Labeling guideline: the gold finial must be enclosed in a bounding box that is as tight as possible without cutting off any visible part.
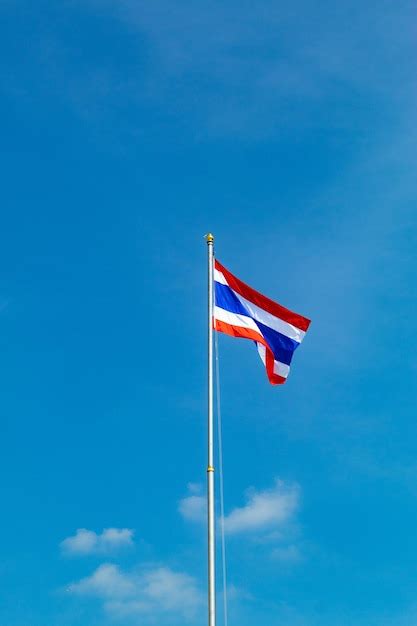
[205,233,214,243]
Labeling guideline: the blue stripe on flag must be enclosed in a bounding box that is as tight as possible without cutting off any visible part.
[215,281,249,317]
[256,321,299,366]
[215,282,299,366]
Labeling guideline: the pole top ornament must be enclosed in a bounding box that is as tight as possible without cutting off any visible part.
[205,233,214,243]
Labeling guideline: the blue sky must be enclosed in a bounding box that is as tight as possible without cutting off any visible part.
[1,1,417,624]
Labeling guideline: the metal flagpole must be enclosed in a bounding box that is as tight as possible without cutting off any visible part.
[206,233,216,626]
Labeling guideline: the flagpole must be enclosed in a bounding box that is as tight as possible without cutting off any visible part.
[206,233,216,626]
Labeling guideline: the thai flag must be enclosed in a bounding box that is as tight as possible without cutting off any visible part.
[213,260,311,385]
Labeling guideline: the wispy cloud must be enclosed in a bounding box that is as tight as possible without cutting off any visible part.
[224,479,299,535]
[179,479,299,535]
[68,562,135,598]
[61,528,134,556]
[68,563,204,621]
[178,483,206,523]
[0,298,10,313]
[74,0,415,137]
[271,544,303,563]
[179,479,303,565]
[13,0,414,140]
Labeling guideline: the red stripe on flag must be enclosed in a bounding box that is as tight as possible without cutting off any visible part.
[214,318,287,385]
[215,260,311,332]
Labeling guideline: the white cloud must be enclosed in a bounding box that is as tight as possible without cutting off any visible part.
[271,544,303,564]
[178,483,206,523]
[179,479,300,537]
[224,480,299,535]
[61,528,134,556]
[68,563,203,622]
[68,563,135,598]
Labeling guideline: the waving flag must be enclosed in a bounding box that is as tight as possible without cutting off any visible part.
[213,260,311,384]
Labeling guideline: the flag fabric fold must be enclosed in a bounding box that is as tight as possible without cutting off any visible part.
[213,260,311,385]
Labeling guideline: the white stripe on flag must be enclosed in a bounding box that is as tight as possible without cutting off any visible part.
[213,306,260,334]
[214,268,228,285]
[233,290,305,343]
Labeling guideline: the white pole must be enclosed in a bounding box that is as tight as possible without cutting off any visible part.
[206,233,216,626]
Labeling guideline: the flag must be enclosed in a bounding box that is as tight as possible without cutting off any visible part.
[213,260,311,385]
